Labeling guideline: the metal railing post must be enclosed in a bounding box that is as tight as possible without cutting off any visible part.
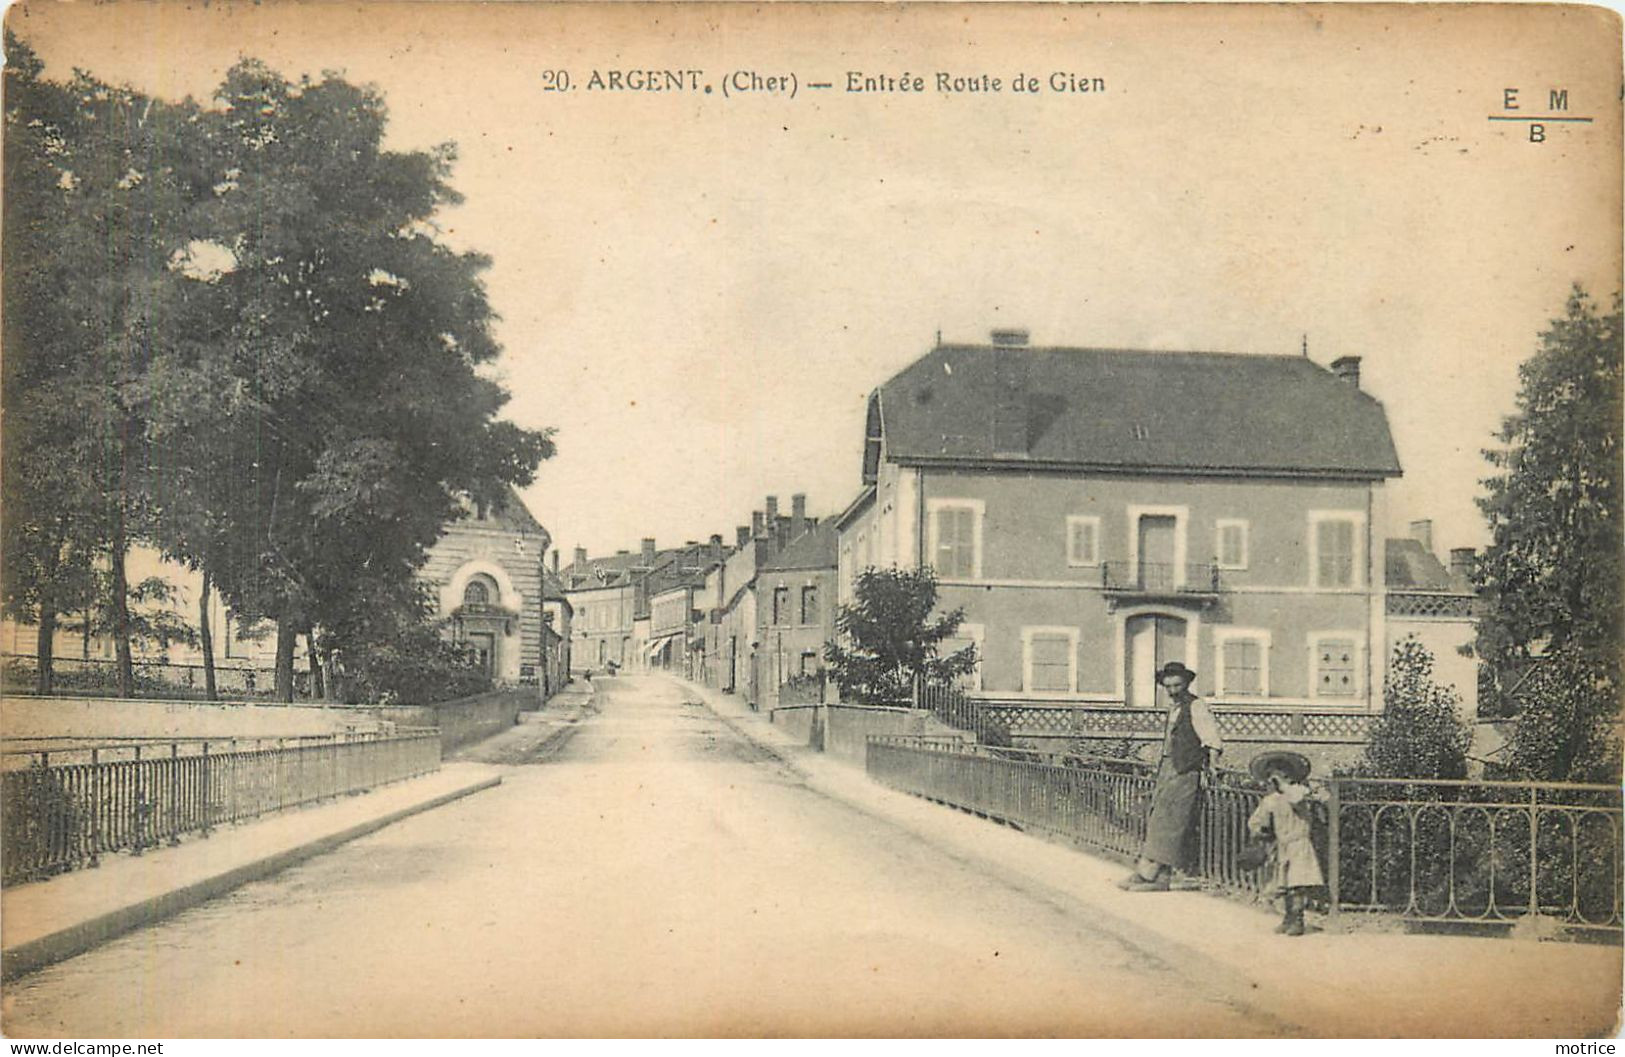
[1326,779,1341,919]
[200,742,213,837]
[88,748,102,868]
[1528,786,1540,920]
[169,742,182,847]
[132,745,145,857]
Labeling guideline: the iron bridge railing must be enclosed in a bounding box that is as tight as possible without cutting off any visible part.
[865,735,1623,935]
[0,730,442,887]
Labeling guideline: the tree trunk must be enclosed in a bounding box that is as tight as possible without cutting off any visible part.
[35,604,55,695]
[198,570,217,701]
[109,510,134,698]
[274,614,296,703]
[81,606,91,660]
[306,627,324,700]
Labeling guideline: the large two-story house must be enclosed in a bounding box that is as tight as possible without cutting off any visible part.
[835,328,1405,763]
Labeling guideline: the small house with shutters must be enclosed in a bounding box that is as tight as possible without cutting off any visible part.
[834,328,1408,767]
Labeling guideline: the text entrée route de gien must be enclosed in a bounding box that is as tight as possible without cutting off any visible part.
[540,68,1107,97]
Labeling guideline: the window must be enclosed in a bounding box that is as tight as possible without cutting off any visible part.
[1066,516,1101,567]
[1312,635,1361,698]
[799,651,817,677]
[463,579,492,606]
[940,623,985,691]
[800,585,819,625]
[927,499,983,579]
[1310,512,1363,588]
[1023,627,1077,693]
[773,586,790,625]
[1216,630,1270,697]
[1215,520,1248,571]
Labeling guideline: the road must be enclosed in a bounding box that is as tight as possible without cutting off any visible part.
[4,676,1260,1037]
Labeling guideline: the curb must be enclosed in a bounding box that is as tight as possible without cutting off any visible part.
[1,774,502,983]
[677,678,1310,1036]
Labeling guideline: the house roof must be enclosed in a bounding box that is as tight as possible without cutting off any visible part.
[875,344,1403,478]
[1386,538,1470,592]
[561,541,726,594]
[762,522,838,572]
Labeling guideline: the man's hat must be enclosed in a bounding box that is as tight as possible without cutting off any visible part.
[1249,750,1312,784]
[1155,661,1197,685]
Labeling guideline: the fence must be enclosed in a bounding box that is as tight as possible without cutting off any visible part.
[866,735,1622,934]
[0,730,442,886]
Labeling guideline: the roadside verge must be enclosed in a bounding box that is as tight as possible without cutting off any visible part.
[2,764,502,982]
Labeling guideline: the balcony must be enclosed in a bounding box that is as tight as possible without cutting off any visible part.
[1099,561,1223,610]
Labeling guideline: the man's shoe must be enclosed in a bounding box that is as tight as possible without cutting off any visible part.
[1117,875,1170,892]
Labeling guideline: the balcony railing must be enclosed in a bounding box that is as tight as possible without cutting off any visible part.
[1100,561,1222,605]
[865,736,1623,935]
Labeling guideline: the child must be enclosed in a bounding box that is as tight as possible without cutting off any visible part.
[1247,750,1325,936]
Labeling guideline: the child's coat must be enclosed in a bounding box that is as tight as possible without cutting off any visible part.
[1247,781,1326,892]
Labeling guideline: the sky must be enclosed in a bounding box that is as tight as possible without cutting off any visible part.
[9,2,1621,562]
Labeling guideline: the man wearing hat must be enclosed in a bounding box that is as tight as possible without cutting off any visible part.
[1118,660,1224,891]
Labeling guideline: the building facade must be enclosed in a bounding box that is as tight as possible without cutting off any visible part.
[421,490,552,687]
[755,521,838,709]
[836,329,1409,764]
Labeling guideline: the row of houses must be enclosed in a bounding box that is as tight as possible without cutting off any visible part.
[558,493,839,712]
[564,328,1482,769]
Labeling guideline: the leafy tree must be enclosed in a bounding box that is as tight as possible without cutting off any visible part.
[1,35,202,694]
[1359,637,1471,780]
[1474,286,1622,782]
[823,567,978,704]
[163,61,553,701]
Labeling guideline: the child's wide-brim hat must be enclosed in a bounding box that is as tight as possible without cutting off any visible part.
[1250,750,1312,783]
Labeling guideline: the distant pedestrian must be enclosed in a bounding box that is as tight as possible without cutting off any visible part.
[1246,750,1325,936]
[1119,661,1224,891]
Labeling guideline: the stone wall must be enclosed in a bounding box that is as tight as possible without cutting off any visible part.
[1,695,388,742]
[768,704,821,747]
[823,704,972,764]
[369,686,537,752]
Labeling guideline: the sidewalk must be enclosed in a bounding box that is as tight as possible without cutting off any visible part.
[1,762,504,982]
[671,675,1623,1038]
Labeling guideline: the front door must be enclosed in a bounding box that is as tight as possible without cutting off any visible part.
[469,632,496,677]
[1137,515,1178,590]
[1124,613,1187,708]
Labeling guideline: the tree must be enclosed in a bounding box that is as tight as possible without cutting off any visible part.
[1359,637,1471,780]
[1,35,202,695]
[823,567,978,704]
[1474,286,1622,782]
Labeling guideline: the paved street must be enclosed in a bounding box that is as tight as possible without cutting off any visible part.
[4,677,1260,1037]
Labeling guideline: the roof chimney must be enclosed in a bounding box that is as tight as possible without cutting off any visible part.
[573,546,587,568]
[641,538,656,565]
[791,494,806,539]
[552,550,560,573]
[710,534,723,562]
[991,327,1030,347]
[765,495,779,523]
[751,511,765,538]
[1449,547,1476,585]
[1331,355,1362,388]
[992,334,1031,454]
[736,525,750,549]
[1409,519,1434,555]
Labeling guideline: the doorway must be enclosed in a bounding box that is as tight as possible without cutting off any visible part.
[1137,515,1178,590]
[1124,613,1187,709]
